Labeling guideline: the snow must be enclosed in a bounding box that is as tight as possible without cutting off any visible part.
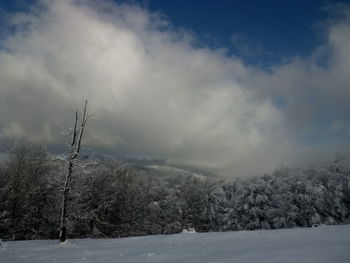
[181,228,197,234]
[1,224,349,263]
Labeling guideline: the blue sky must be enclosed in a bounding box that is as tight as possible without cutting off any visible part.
[142,0,334,65]
[0,0,350,176]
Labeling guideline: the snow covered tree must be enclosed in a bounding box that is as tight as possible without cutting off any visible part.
[59,100,90,242]
[0,141,52,239]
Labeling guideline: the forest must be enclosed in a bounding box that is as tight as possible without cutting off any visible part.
[0,142,349,240]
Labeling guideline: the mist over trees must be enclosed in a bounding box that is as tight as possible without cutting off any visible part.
[0,142,349,240]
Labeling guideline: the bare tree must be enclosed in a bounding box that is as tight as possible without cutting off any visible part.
[59,100,90,242]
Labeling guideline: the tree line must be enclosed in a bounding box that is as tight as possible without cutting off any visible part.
[0,142,349,240]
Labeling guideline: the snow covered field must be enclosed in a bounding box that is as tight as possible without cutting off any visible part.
[1,224,349,263]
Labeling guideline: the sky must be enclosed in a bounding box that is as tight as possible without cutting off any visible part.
[142,0,333,66]
[0,0,350,177]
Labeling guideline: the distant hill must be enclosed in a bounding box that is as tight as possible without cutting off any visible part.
[74,153,221,179]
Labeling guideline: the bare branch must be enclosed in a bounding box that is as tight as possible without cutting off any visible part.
[59,100,90,242]
[74,100,88,157]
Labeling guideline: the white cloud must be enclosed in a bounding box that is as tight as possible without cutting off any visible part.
[0,0,349,176]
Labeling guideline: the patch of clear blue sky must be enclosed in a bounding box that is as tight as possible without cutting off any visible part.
[130,0,349,66]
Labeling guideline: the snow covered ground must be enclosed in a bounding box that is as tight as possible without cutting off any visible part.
[1,224,349,263]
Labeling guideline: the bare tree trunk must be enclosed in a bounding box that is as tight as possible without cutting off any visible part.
[59,101,89,242]
[58,160,74,242]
